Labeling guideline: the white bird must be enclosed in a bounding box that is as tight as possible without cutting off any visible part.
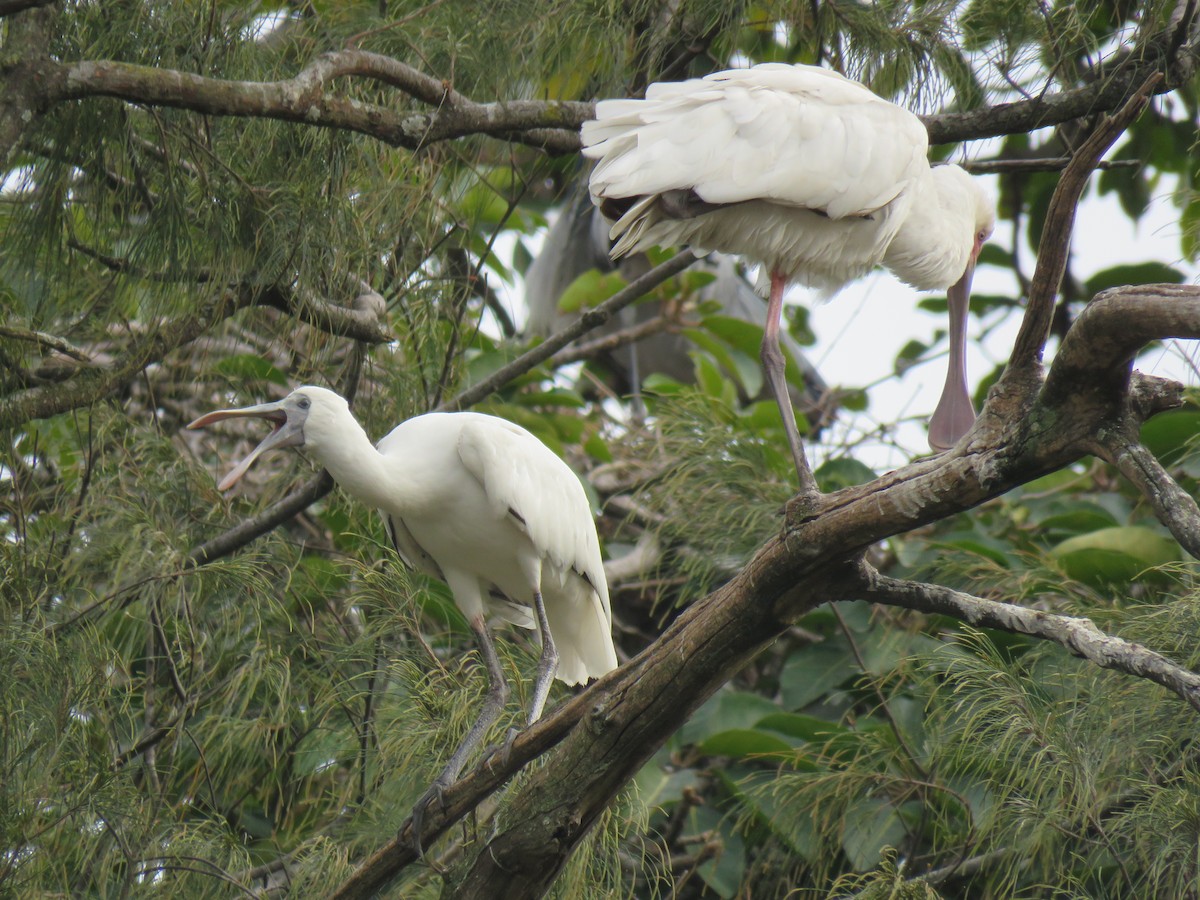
[582,63,996,487]
[187,386,618,849]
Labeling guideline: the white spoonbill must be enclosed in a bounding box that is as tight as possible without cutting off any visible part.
[582,63,995,486]
[187,386,618,850]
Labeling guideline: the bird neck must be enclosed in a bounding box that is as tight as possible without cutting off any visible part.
[884,168,975,291]
[307,411,395,509]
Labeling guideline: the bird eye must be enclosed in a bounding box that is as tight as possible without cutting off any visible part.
[298,397,310,410]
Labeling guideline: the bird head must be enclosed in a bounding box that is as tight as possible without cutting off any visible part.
[187,385,347,490]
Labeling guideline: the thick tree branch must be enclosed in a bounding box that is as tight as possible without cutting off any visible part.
[55,52,588,154]
[862,569,1200,712]
[1044,285,1200,402]
[31,33,1195,162]
[0,0,53,17]
[406,276,1200,896]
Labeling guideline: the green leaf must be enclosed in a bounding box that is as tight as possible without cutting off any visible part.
[1141,410,1200,464]
[642,372,687,395]
[815,458,876,491]
[1034,507,1120,538]
[1051,526,1181,586]
[693,353,737,405]
[1182,201,1200,262]
[557,269,625,313]
[701,314,766,358]
[583,432,612,463]
[633,747,703,810]
[1084,262,1185,296]
[697,727,794,757]
[681,690,781,745]
[755,712,849,742]
[842,797,907,871]
[780,642,854,709]
[214,353,288,386]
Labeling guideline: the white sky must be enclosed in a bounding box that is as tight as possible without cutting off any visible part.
[800,178,1195,469]
[501,179,1196,473]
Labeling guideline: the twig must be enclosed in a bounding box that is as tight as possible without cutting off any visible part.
[0,324,93,363]
[962,157,1140,174]
[862,567,1200,713]
[1006,74,1161,373]
[441,252,697,412]
[548,313,678,367]
[1099,429,1200,560]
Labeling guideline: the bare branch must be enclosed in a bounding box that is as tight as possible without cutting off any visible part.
[1006,74,1161,374]
[55,53,589,154]
[260,285,393,345]
[0,292,253,431]
[70,240,393,344]
[183,472,334,569]
[1042,284,1200,406]
[547,313,677,367]
[441,252,698,412]
[962,157,1139,175]
[0,324,94,364]
[1097,428,1200,560]
[863,569,1200,712]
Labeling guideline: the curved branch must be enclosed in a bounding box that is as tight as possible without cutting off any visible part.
[55,53,589,153]
[863,569,1200,712]
[42,35,1197,160]
[260,285,393,344]
[0,324,94,363]
[1042,284,1200,405]
[1100,433,1200,560]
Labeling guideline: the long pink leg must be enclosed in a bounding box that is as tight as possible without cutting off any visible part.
[761,271,819,497]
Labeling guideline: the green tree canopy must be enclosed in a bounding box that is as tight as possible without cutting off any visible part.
[3,1,1200,897]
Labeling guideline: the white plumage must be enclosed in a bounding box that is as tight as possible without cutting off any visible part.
[583,63,995,467]
[374,409,615,685]
[187,386,617,848]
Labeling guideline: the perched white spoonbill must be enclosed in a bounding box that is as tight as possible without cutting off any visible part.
[583,63,995,483]
[187,386,618,848]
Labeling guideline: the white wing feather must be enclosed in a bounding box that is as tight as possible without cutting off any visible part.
[583,63,929,221]
[456,418,612,626]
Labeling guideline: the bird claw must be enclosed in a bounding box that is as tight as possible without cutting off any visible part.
[481,726,520,771]
[409,778,450,858]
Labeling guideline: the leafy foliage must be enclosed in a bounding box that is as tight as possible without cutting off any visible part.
[2,0,1200,897]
